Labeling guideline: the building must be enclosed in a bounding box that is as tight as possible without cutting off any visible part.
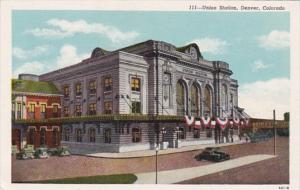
[12,74,62,150]
[15,40,249,153]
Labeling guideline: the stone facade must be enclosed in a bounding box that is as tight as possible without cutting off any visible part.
[37,40,241,153]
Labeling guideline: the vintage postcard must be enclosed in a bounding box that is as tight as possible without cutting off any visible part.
[0,0,299,190]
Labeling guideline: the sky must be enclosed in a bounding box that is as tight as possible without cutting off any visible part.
[12,11,290,119]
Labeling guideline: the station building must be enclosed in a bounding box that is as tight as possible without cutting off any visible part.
[14,40,249,153]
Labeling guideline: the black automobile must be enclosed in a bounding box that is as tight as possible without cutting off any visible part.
[195,147,230,162]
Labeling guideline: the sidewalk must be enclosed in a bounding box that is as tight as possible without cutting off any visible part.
[134,154,276,184]
[84,140,247,158]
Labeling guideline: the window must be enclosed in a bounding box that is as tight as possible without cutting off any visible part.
[63,106,69,117]
[193,128,200,138]
[52,128,59,146]
[53,105,58,118]
[132,128,141,143]
[75,128,82,142]
[131,77,141,92]
[89,103,97,115]
[75,105,82,116]
[89,128,96,143]
[17,103,21,119]
[104,101,112,114]
[40,104,46,119]
[176,81,186,115]
[204,85,212,116]
[104,77,112,92]
[89,80,96,95]
[131,101,141,114]
[75,83,82,96]
[40,128,46,146]
[28,128,35,145]
[63,128,70,141]
[29,104,35,119]
[12,103,15,119]
[191,84,200,116]
[104,128,111,143]
[29,104,35,113]
[64,86,70,98]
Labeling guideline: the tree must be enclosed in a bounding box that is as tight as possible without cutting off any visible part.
[283,112,289,121]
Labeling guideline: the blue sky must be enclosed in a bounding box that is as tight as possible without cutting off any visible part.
[12,11,290,119]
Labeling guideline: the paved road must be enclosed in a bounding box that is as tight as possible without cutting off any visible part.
[12,137,289,183]
[134,154,275,184]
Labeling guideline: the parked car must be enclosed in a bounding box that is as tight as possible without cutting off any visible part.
[34,147,49,159]
[57,146,71,157]
[16,145,35,160]
[195,147,230,162]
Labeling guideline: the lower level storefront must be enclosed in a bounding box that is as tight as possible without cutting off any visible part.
[12,125,61,150]
[60,121,241,153]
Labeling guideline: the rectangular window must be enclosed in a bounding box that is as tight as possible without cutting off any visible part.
[89,80,96,95]
[75,105,82,116]
[89,103,97,115]
[131,101,141,114]
[29,104,35,113]
[75,83,82,96]
[104,77,112,92]
[131,77,141,92]
[17,103,21,119]
[63,106,69,117]
[41,104,46,113]
[12,103,15,119]
[104,128,111,143]
[104,101,112,114]
[64,128,70,141]
[64,86,70,98]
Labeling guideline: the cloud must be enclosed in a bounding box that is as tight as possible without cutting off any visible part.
[239,78,290,120]
[13,46,49,60]
[258,30,289,50]
[252,59,271,71]
[13,61,48,78]
[25,19,139,43]
[56,44,89,68]
[189,37,228,54]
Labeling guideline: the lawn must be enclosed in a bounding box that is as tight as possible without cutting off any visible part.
[22,174,137,184]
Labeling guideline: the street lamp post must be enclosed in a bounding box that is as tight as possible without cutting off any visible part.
[155,127,166,184]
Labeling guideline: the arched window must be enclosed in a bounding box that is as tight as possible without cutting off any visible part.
[222,84,228,112]
[89,128,96,143]
[176,81,186,115]
[132,127,141,143]
[75,128,82,142]
[52,128,59,146]
[191,83,200,116]
[28,128,35,145]
[40,128,46,146]
[204,85,212,116]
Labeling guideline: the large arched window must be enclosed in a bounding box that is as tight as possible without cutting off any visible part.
[222,84,228,113]
[204,85,212,116]
[176,80,186,115]
[40,128,46,146]
[28,128,35,145]
[191,83,200,116]
[52,128,59,146]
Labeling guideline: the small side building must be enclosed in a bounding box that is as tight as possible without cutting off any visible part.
[12,74,62,150]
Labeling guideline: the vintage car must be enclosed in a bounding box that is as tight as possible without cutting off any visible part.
[34,147,49,159]
[16,145,35,160]
[57,146,71,156]
[195,147,230,162]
